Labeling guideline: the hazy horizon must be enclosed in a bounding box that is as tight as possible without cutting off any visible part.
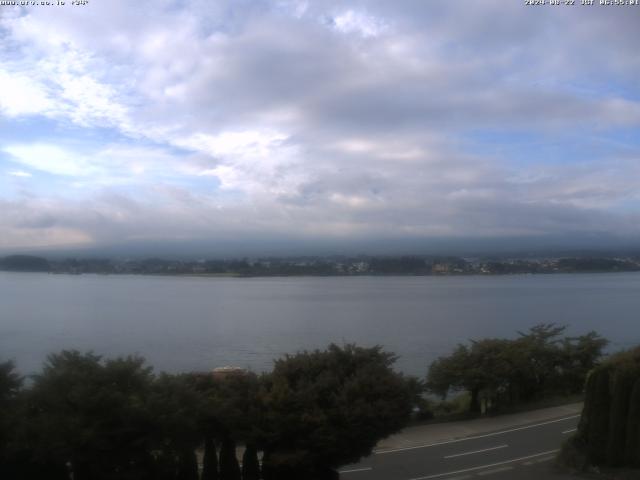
[3,234,640,261]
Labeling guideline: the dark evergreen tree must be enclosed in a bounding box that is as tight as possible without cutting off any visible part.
[625,378,640,467]
[149,373,204,480]
[606,369,635,466]
[0,361,22,478]
[586,367,612,464]
[177,448,199,480]
[242,444,261,480]
[202,437,219,480]
[566,346,640,470]
[219,437,241,480]
[153,452,179,480]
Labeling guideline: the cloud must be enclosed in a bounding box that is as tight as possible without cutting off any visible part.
[0,69,54,117]
[7,170,32,178]
[3,142,210,189]
[0,1,638,251]
[5,144,93,177]
[332,9,387,37]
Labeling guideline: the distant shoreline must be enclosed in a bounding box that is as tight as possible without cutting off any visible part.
[2,253,639,277]
[2,269,640,279]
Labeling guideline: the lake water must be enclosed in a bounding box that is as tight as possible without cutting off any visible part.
[1,272,640,377]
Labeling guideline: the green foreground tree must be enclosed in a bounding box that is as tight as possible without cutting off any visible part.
[1,344,421,480]
[259,344,419,479]
[427,324,608,413]
[20,351,156,480]
[0,361,23,479]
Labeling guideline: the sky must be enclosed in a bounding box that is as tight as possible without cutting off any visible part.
[0,0,639,256]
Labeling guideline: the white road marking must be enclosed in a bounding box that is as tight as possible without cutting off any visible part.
[407,449,559,480]
[562,428,577,434]
[477,466,514,476]
[533,456,555,463]
[444,444,508,459]
[376,415,579,455]
[339,467,373,474]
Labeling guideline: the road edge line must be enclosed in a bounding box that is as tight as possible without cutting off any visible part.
[375,415,579,455]
[407,449,559,480]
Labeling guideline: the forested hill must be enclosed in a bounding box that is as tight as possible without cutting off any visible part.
[0,255,50,272]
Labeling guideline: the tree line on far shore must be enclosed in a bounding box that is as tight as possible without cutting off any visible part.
[0,324,610,480]
[3,253,640,276]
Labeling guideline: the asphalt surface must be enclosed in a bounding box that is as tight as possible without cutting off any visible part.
[339,414,580,480]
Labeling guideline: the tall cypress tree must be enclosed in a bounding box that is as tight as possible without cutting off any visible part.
[177,449,199,480]
[241,444,261,480]
[153,451,179,480]
[577,370,595,442]
[219,438,241,480]
[202,437,219,480]
[586,367,611,464]
[624,378,640,467]
[606,369,634,466]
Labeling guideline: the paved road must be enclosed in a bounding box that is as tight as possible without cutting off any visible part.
[339,414,580,480]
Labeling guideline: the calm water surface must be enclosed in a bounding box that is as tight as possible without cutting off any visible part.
[1,272,639,376]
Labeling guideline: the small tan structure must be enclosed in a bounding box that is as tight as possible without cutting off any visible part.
[211,366,247,380]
